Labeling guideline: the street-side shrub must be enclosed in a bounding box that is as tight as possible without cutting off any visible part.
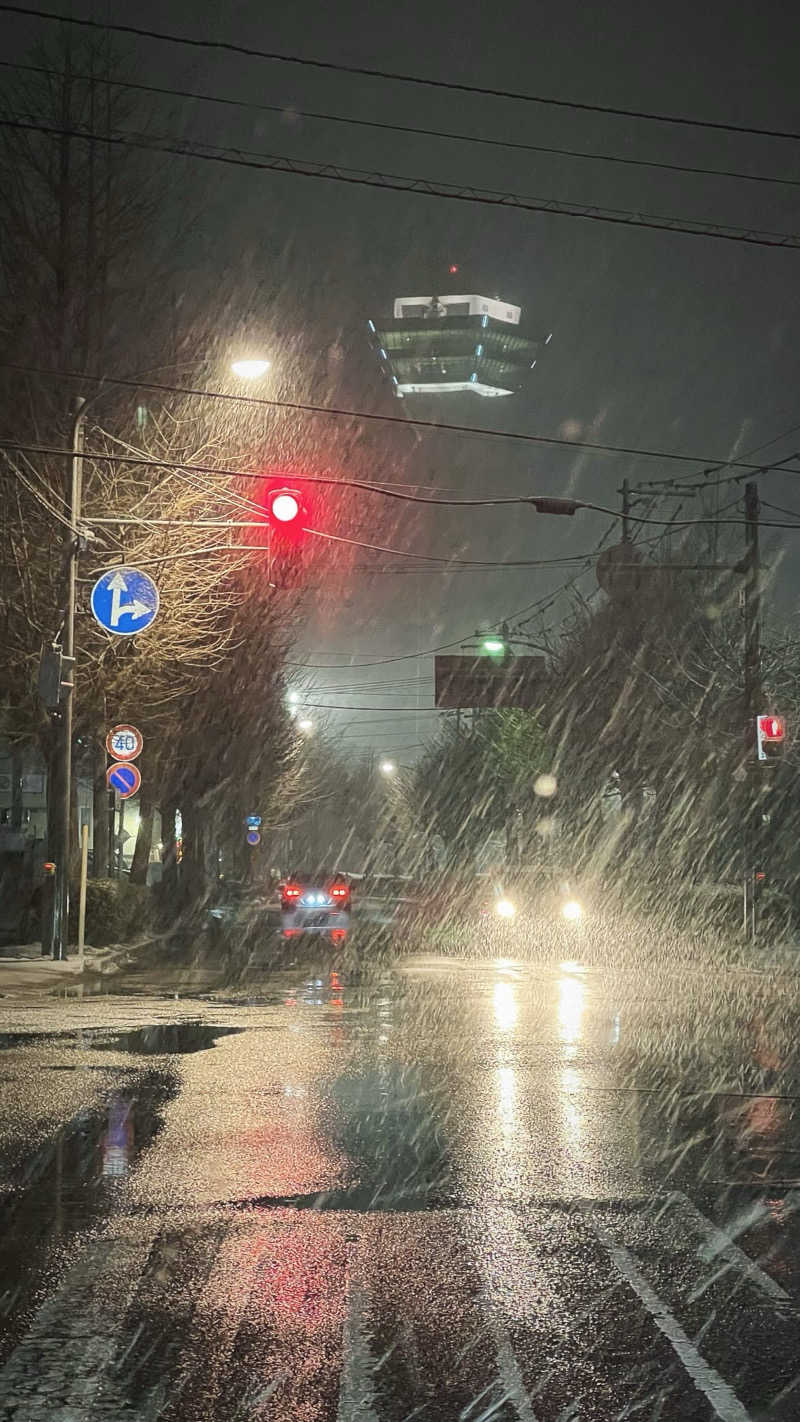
[68,878,152,946]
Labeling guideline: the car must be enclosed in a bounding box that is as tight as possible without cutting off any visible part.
[475,874,588,930]
[279,872,352,941]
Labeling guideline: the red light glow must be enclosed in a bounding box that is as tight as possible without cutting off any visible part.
[448,263,459,274]
[270,491,301,523]
[758,715,785,741]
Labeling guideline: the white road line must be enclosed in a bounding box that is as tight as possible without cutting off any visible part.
[336,1249,380,1422]
[589,1216,753,1422]
[492,1326,540,1422]
[667,1191,791,1305]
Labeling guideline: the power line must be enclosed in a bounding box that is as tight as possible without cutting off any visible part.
[3,385,799,475]
[12,437,800,546]
[288,556,609,671]
[303,702,440,713]
[303,527,605,568]
[295,523,631,675]
[4,113,800,253]
[761,500,800,522]
[6,4,800,144]
[3,58,798,192]
[631,442,800,493]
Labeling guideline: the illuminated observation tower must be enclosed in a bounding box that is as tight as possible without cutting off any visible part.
[368,290,550,400]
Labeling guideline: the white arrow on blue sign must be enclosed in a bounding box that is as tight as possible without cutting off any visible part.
[91,566,159,637]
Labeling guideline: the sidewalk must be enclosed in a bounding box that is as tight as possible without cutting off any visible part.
[0,943,107,996]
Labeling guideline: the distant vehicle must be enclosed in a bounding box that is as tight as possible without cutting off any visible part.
[279,873,351,941]
[476,876,587,931]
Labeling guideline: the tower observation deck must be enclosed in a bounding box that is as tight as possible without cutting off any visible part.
[368,293,550,399]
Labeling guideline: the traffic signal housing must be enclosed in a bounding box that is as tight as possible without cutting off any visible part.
[756,714,785,761]
[265,485,307,587]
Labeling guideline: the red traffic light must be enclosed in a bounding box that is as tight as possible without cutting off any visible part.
[267,488,303,525]
[758,715,785,742]
[756,713,786,761]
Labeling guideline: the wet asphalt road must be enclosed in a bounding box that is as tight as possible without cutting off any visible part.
[3,947,800,1420]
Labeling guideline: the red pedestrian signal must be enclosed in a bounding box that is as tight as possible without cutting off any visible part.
[756,714,786,761]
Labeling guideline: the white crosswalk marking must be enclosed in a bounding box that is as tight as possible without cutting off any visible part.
[666,1190,791,1304]
[587,1212,754,1422]
[336,1246,381,1422]
[492,1327,540,1421]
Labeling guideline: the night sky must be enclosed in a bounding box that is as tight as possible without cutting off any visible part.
[5,0,800,759]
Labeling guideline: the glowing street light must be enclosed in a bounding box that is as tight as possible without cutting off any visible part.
[230,357,271,380]
[379,759,396,776]
[298,717,314,734]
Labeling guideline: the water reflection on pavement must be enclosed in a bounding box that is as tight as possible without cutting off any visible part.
[2,952,800,1418]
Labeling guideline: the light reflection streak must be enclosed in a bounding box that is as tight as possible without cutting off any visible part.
[493,981,518,1034]
[497,1064,516,1138]
[557,972,585,1059]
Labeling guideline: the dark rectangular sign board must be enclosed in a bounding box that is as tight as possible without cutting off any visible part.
[434,655,545,710]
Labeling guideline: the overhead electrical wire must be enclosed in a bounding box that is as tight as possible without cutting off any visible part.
[760,500,800,522]
[302,701,438,713]
[303,527,606,568]
[631,442,800,494]
[4,114,800,253]
[3,58,798,191]
[3,415,795,483]
[6,4,800,144]
[4,370,800,476]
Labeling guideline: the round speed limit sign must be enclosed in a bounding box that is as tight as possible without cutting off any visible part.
[105,724,143,762]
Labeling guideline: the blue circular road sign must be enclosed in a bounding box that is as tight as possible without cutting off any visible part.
[91,566,159,637]
[106,762,141,799]
[246,829,261,846]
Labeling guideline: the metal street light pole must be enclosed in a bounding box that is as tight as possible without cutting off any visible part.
[742,480,762,939]
[45,350,271,955]
[52,397,86,959]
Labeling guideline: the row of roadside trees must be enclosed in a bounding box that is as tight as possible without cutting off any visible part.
[0,33,393,931]
[401,531,800,935]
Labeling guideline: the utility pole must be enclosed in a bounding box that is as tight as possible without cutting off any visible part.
[52,398,86,959]
[620,479,631,544]
[742,480,761,939]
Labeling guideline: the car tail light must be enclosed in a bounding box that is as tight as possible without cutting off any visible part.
[283,883,302,900]
[331,884,349,899]
[330,928,347,944]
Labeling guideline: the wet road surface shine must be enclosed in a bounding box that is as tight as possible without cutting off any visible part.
[2,954,800,1418]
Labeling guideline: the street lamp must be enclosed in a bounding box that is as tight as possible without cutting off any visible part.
[230,357,271,380]
[379,759,396,776]
[298,717,314,734]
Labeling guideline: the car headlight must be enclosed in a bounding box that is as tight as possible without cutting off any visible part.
[495,898,516,919]
[562,899,582,922]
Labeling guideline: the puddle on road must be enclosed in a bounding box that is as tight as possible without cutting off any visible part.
[90,1022,242,1056]
[0,1023,242,1057]
[0,1070,175,1368]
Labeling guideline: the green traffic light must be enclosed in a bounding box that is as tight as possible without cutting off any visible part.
[482,637,506,655]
